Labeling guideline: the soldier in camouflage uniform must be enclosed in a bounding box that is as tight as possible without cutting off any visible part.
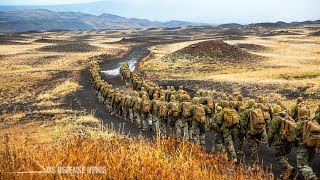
[141,94,152,131]
[212,106,224,151]
[293,106,318,180]
[118,90,126,118]
[240,99,265,163]
[201,90,215,131]
[213,101,239,162]
[180,93,192,140]
[131,91,142,128]
[267,105,295,179]
[106,86,115,115]
[157,96,168,136]
[150,93,160,133]
[186,97,211,147]
[122,92,132,121]
[111,89,121,117]
[257,96,273,142]
[167,95,181,137]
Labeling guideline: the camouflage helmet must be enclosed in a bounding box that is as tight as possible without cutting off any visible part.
[221,100,230,108]
[115,88,120,92]
[120,90,124,94]
[237,95,243,101]
[297,97,303,103]
[221,94,227,100]
[181,93,191,102]
[170,95,176,102]
[273,105,281,114]
[204,90,209,96]
[153,93,158,99]
[167,86,170,90]
[171,86,175,91]
[233,92,240,97]
[192,97,201,104]
[159,86,163,90]
[258,96,264,103]
[134,91,139,97]
[126,92,130,95]
[195,91,200,97]
[142,95,148,99]
[228,95,234,101]
[141,87,145,91]
[160,96,165,101]
[247,99,256,108]
[179,86,183,90]
[216,106,222,113]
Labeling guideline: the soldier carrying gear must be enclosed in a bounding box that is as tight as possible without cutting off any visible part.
[150,93,161,133]
[234,95,245,113]
[167,95,181,137]
[140,87,148,98]
[131,91,143,128]
[201,90,215,131]
[291,97,304,121]
[141,95,152,131]
[213,104,240,163]
[293,107,319,180]
[180,93,192,140]
[213,106,224,151]
[118,90,126,118]
[257,95,273,142]
[112,88,121,117]
[240,99,266,163]
[123,92,132,121]
[195,91,201,98]
[185,97,212,147]
[105,85,114,113]
[267,105,295,179]
[157,96,169,135]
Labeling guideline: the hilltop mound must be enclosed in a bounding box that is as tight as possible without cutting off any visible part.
[171,40,262,63]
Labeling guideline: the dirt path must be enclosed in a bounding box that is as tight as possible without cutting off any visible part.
[76,44,319,179]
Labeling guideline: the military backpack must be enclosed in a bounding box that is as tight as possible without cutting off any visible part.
[280,116,296,142]
[249,108,265,134]
[302,120,320,148]
[142,99,151,113]
[223,108,239,127]
[158,102,168,117]
[182,102,192,118]
[194,105,206,123]
[170,102,180,118]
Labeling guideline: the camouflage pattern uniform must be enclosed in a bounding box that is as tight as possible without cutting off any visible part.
[131,91,142,128]
[157,96,168,135]
[267,105,294,179]
[167,95,181,136]
[180,93,192,140]
[257,96,273,142]
[293,107,318,180]
[141,95,152,131]
[118,90,126,118]
[106,87,115,115]
[201,91,215,131]
[186,97,212,147]
[123,92,132,121]
[240,99,264,163]
[150,94,161,134]
[111,89,121,117]
[212,106,224,151]
[214,101,239,162]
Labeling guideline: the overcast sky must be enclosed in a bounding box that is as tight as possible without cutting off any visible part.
[1,0,319,24]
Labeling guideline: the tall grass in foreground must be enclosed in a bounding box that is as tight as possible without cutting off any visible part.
[0,134,273,179]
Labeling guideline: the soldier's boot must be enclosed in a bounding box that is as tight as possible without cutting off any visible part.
[282,165,294,180]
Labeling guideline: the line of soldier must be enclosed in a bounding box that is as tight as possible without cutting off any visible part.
[89,61,320,180]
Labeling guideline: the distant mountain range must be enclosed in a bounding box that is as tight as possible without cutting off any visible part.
[0,9,207,31]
